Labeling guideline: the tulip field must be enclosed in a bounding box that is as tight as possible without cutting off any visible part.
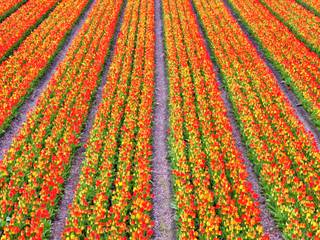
[0,0,319,239]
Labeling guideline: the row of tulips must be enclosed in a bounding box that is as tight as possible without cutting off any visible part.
[0,0,91,136]
[0,0,124,238]
[226,0,320,129]
[163,0,266,238]
[295,0,320,17]
[193,0,320,238]
[259,0,320,55]
[63,0,155,238]
[0,0,27,23]
[0,0,60,62]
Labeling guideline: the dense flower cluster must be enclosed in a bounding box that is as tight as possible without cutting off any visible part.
[163,0,266,238]
[0,0,123,238]
[260,0,320,54]
[0,0,21,16]
[296,0,320,16]
[0,0,90,135]
[0,0,319,239]
[227,0,320,129]
[63,0,155,238]
[193,0,320,238]
[0,0,26,22]
[0,0,60,60]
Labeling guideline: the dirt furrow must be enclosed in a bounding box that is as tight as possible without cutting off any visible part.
[0,0,96,161]
[151,0,176,239]
[189,0,283,238]
[49,1,128,238]
[222,0,320,150]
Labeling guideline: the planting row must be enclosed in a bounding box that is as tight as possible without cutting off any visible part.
[0,0,91,135]
[192,0,320,238]
[226,0,320,129]
[296,0,320,17]
[0,0,318,238]
[63,0,155,238]
[260,0,320,55]
[0,0,60,62]
[0,0,124,238]
[162,0,266,238]
[0,0,27,23]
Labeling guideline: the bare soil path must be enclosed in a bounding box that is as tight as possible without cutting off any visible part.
[151,0,176,239]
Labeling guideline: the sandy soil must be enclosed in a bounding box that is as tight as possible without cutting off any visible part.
[151,0,176,239]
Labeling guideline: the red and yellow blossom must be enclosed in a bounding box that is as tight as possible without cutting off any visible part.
[227,0,320,129]
[0,0,91,135]
[0,0,124,238]
[193,0,320,238]
[64,0,155,238]
[163,0,266,238]
[296,0,320,16]
[259,0,320,54]
[0,0,60,61]
[0,0,26,22]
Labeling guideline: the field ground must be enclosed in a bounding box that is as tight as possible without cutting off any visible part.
[0,0,319,239]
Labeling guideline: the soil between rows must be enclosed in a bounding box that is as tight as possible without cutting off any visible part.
[151,0,176,239]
